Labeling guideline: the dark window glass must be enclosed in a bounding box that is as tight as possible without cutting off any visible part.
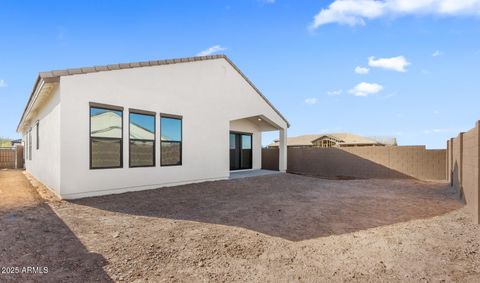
[229,133,236,149]
[241,134,252,169]
[91,138,122,168]
[36,121,40,150]
[230,133,239,170]
[241,135,251,149]
[129,112,155,167]
[161,141,181,165]
[90,106,123,169]
[28,129,32,160]
[161,116,182,166]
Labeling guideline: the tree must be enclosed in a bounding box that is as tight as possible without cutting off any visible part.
[0,137,12,147]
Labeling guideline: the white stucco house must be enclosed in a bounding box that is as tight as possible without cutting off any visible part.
[17,55,289,199]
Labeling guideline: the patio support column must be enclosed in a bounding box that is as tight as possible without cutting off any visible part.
[279,128,287,172]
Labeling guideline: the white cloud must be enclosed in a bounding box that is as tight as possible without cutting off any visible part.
[197,45,227,56]
[432,50,443,56]
[349,82,383,97]
[305,97,319,104]
[368,56,410,72]
[0,80,6,88]
[327,89,343,96]
[355,66,370,74]
[310,0,480,29]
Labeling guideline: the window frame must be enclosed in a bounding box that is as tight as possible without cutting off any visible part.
[36,121,40,150]
[128,109,156,168]
[28,128,32,160]
[160,114,183,167]
[89,102,124,170]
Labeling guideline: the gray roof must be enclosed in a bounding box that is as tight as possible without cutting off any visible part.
[18,55,289,131]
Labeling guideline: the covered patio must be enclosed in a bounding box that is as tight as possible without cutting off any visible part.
[229,114,287,173]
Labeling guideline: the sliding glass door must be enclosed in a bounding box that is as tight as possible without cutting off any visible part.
[230,132,252,170]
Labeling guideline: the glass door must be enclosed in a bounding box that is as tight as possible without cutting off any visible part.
[230,132,252,170]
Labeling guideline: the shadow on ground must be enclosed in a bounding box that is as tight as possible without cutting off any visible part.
[0,170,112,282]
[73,173,463,241]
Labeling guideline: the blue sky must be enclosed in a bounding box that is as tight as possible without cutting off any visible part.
[1,0,479,149]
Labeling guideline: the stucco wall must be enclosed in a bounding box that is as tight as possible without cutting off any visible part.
[55,58,286,199]
[22,88,61,195]
[447,121,480,224]
[263,146,446,181]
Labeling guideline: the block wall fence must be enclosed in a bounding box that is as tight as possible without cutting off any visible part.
[262,146,446,181]
[447,121,480,224]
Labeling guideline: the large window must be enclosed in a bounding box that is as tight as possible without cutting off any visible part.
[129,110,155,167]
[90,103,123,169]
[160,115,182,166]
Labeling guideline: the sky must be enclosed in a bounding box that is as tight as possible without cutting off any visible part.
[1,0,479,149]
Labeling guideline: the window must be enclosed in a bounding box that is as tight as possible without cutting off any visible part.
[25,133,28,161]
[28,129,32,160]
[36,121,40,150]
[129,110,155,167]
[90,103,123,169]
[160,115,182,166]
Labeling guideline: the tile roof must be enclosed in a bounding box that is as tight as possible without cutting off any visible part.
[18,55,289,131]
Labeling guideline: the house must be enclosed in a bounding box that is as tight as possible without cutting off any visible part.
[17,55,289,199]
[268,133,396,148]
[10,139,22,146]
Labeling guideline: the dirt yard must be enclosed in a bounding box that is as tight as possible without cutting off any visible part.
[1,169,479,282]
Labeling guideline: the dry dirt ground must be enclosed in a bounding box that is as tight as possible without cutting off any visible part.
[1,169,480,282]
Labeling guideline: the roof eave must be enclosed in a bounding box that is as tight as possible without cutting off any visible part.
[16,75,60,133]
[17,55,290,131]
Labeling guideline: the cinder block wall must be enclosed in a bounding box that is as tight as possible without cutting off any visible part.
[262,145,446,181]
[262,148,279,171]
[447,121,480,224]
[451,135,463,192]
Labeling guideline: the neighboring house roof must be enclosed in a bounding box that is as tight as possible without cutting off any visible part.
[17,55,289,132]
[314,133,381,145]
[269,133,391,147]
[368,136,398,146]
[271,134,322,147]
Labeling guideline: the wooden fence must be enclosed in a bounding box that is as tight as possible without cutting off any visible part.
[0,145,24,169]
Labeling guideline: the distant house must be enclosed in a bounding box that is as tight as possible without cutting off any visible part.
[17,55,289,199]
[11,139,22,146]
[269,133,397,148]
